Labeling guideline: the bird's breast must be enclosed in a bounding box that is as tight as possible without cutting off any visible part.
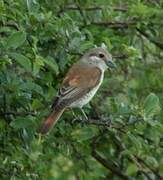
[69,71,104,108]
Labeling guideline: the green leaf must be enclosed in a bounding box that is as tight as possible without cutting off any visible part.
[10,52,32,71]
[6,31,26,49]
[32,56,45,76]
[71,127,98,142]
[128,133,142,150]
[10,117,34,129]
[42,56,59,75]
[143,93,160,118]
[20,82,43,95]
[32,99,43,110]
[145,156,159,168]
[126,163,138,176]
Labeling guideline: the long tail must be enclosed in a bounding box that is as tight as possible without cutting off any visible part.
[38,108,65,135]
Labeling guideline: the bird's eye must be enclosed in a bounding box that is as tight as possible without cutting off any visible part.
[99,53,104,58]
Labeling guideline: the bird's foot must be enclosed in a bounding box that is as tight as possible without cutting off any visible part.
[72,116,88,126]
[72,116,82,123]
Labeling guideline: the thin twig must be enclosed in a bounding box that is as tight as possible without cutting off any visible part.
[136,28,163,50]
[113,54,128,59]
[133,155,162,179]
[0,111,36,116]
[63,5,128,12]
[92,149,132,180]
[91,130,162,179]
[0,21,19,30]
[89,20,137,29]
[75,2,88,25]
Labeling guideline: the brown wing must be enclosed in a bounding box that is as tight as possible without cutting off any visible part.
[54,62,102,108]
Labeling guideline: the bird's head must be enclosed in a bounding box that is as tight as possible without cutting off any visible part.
[82,47,116,70]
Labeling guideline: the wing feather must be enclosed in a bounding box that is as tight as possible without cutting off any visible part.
[53,62,102,107]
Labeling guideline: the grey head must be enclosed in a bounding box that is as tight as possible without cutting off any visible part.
[81,47,116,71]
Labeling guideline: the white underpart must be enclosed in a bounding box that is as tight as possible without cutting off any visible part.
[70,56,106,108]
[90,56,108,71]
[69,72,104,108]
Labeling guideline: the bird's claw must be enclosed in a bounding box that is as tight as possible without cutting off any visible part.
[71,116,88,126]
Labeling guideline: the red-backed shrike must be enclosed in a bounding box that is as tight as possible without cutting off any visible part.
[38,47,115,134]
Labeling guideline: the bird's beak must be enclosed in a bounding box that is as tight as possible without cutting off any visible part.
[106,60,116,69]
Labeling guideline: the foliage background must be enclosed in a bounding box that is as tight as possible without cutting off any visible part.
[0,0,163,179]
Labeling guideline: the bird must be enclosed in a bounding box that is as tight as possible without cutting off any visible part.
[38,47,116,134]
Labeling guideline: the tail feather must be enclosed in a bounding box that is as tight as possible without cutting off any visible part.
[38,108,65,135]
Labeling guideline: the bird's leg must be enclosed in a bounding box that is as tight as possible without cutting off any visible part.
[71,109,77,118]
[80,108,88,121]
[71,108,83,123]
[71,108,88,125]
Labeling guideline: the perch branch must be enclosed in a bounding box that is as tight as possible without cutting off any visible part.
[71,118,126,133]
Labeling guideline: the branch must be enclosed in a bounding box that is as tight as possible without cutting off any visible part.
[64,5,128,12]
[113,135,162,179]
[57,5,127,16]
[89,20,137,29]
[133,155,162,179]
[71,118,126,133]
[89,118,162,179]
[113,54,128,59]
[92,150,132,180]
[75,2,88,25]
[0,21,19,30]
[136,28,163,50]
[0,111,36,116]
[67,50,128,60]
